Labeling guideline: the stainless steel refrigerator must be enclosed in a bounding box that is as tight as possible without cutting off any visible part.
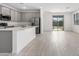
[31,17,40,34]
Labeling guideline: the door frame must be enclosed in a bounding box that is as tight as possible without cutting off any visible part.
[52,15,64,31]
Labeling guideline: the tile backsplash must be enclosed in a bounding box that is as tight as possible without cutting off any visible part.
[0,21,31,26]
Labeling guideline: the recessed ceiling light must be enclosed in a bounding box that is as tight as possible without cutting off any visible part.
[22,6,27,9]
[66,7,70,9]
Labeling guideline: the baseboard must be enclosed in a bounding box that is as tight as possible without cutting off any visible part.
[0,53,12,56]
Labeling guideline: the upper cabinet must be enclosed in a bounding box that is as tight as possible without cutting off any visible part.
[2,7,10,16]
[1,7,11,21]
[17,12,21,21]
[0,5,2,14]
[0,5,21,22]
[15,11,21,22]
[14,11,18,21]
[11,9,15,21]
[11,10,21,22]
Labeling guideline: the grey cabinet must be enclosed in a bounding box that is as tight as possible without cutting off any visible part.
[0,31,12,53]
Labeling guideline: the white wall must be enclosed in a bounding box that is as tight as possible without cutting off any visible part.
[42,10,72,32]
[63,13,72,31]
[72,25,79,33]
[43,11,53,32]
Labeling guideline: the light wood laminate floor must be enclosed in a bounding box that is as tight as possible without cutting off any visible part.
[18,31,79,56]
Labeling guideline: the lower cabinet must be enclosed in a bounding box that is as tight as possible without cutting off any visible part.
[12,27,36,54]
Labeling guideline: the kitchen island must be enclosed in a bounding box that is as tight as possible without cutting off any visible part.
[0,26,37,55]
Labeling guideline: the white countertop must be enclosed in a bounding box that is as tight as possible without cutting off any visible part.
[0,26,38,31]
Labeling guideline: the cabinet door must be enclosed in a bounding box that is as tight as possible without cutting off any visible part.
[2,7,10,16]
[11,10,21,21]
[0,5,2,14]
[11,10,15,21]
[17,12,21,21]
[14,11,18,21]
[15,11,21,22]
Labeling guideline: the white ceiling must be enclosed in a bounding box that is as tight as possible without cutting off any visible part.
[4,3,79,12]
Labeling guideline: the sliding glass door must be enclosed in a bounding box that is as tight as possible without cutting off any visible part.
[53,16,64,31]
